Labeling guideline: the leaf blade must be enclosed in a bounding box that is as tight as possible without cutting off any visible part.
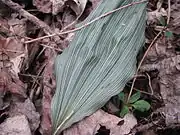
[120,105,129,117]
[51,0,147,134]
[132,100,151,112]
[129,91,141,103]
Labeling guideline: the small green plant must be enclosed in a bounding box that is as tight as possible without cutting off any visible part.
[118,91,150,117]
[159,16,174,38]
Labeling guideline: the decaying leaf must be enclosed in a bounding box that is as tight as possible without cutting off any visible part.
[140,36,180,126]
[0,70,10,108]
[8,14,27,37]
[0,17,9,37]
[169,1,180,34]
[40,48,56,135]
[67,0,88,16]
[33,0,88,15]
[51,0,147,134]
[9,98,40,133]
[63,110,137,135]
[33,0,52,13]
[0,37,27,107]
[0,115,32,135]
[147,8,167,25]
[0,37,27,76]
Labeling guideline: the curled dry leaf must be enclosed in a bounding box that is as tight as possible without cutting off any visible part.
[147,8,167,25]
[67,0,88,16]
[61,9,77,28]
[33,0,87,15]
[63,110,137,135]
[0,37,27,77]
[0,37,27,108]
[8,14,27,37]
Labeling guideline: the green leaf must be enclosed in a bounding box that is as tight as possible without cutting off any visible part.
[129,91,141,103]
[120,105,129,117]
[118,92,125,102]
[132,100,150,112]
[51,0,147,134]
[165,31,173,38]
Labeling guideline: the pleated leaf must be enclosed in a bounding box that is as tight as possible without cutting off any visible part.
[51,0,147,134]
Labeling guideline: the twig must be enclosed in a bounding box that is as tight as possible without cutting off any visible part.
[30,62,47,100]
[25,0,148,44]
[40,44,62,52]
[126,73,154,96]
[167,0,171,25]
[126,84,153,96]
[127,30,164,103]
[145,73,154,95]
[19,73,44,79]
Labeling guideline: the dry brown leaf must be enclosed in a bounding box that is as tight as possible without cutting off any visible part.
[67,0,87,16]
[0,70,10,108]
[147,8,167,25]
[0,115,32,135]
[61,9,77,27]
[33,0,52,14]
[63,110,137,135]
[0,37,27,76]
[40,49,56,135]
[0,37,27,107]
[140,37,180,126]
[8,14,27,37]
[9,99,40,133]
[33,0,87,15]
[0,17,9,37]
[169,2,180,34]
[7,80,27,98]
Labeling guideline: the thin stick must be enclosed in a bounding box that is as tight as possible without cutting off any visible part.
[126,84,153,96]
[145,73,154,95]
[127,30,163,103]
[40,44,62,52]
[25,0,148,44]
[167,0,171,25]
[19,73,44,79]
[30,62,47,100]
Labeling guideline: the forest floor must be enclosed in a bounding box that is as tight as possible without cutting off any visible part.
[0,0,180,135]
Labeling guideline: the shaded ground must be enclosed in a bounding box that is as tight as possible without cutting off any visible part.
[0,0,180,135]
